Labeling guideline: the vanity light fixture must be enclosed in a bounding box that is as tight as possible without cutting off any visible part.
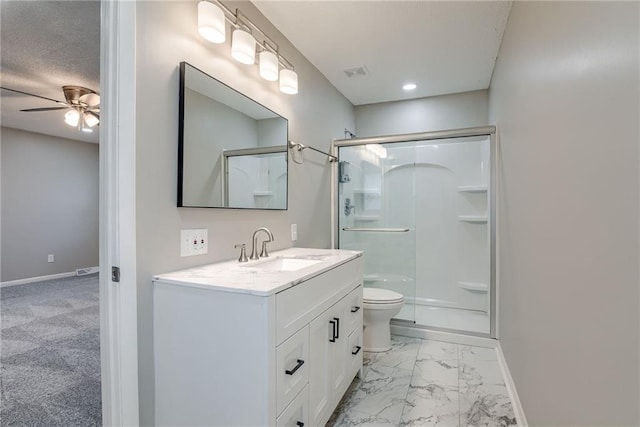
[279,69,298,95]
[403,83,417,91]
[197,0,298,95]
[259,49,279,81]
[198,1,226,43]
[231,28,256,65]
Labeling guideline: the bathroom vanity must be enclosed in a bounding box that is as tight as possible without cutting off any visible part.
[153,248,363,426]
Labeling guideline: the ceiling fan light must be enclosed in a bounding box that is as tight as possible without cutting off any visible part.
[279,69,298,95]
[198,1,226,43]
[84,112,99,128]
[259,51,279,81]
[231,29,256,65]
[64,109,80,127]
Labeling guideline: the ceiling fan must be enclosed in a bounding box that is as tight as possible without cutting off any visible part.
[1,85,100,132]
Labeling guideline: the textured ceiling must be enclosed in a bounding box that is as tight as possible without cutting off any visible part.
[254,1,512,105]
[0,0,100,143]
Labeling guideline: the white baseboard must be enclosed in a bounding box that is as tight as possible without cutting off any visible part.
[496,342,528,426]
[1,271,77,288]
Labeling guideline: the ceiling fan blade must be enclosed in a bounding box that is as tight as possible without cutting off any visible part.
[20,107,69,112]
[1,86,66,105]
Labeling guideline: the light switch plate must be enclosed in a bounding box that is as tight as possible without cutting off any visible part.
[291,224,298,242]
[180,229,208,257]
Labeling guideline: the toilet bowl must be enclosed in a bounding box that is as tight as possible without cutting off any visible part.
[362,287,405,352]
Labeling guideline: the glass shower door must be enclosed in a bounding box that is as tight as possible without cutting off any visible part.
[337,142,417,323]
[336,133,493,336]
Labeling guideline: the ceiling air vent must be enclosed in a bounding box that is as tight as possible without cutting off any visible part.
[344,66,369,78]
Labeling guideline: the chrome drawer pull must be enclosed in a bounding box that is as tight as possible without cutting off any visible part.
[285,359,305,375]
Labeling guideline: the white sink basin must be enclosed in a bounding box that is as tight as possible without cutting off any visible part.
[243,257,322,272]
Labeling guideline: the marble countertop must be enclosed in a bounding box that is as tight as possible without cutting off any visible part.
[153,247,362,296]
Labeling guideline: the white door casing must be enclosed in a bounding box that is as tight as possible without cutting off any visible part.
[99,0,139,425]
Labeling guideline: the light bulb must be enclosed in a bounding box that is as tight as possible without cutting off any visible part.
[198,1,225,43]
[259,51,279,81]
[231,29,256,65]
[64,109,80,127]
[84,112,99,128]
[279,69,298,95]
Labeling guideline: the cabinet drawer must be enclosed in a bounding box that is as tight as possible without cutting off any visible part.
[277,325,309,415]
[276,385,308,427]
[276,257,362,345]
[347,327,363,384]
[344,284,363,335]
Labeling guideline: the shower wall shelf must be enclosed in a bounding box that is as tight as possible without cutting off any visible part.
[458,281,489,292]
[457,215,488,223]
[457,185,488,193]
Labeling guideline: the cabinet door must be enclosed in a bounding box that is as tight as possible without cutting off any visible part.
[308,309,333,427]
[329,298,349,407]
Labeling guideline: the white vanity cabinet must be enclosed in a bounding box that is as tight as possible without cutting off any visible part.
[153,248,363,427]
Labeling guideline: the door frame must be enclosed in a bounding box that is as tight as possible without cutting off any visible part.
[99,0,139,425]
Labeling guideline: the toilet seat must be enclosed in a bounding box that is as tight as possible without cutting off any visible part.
[363,287,404,304]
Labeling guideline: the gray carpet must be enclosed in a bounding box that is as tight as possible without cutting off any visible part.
[1,274,101,426]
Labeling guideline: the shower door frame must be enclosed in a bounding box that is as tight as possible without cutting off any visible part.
[331,125,497,338]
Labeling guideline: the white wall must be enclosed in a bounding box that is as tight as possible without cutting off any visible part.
[354,89,488,137]
[1,127,99,282]
[133,2,354,424]
[489,2,639,425]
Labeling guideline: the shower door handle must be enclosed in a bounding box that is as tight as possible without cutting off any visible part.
[342,227,410,232]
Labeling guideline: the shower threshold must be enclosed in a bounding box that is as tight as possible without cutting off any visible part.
[396,302,490,335]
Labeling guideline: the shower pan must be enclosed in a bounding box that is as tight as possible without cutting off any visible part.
[334,126,496,337]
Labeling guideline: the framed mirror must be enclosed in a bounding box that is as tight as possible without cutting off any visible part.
[178,62,288,209]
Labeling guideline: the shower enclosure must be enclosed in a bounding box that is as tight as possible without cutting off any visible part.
[334,126,496,336]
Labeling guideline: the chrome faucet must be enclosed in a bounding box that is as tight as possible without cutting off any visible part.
[250,227,274,260]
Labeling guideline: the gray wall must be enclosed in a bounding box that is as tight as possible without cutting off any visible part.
[1,127,99,282]
[133,2,354,424]
[354,90,488,137]
[489,2,639,425]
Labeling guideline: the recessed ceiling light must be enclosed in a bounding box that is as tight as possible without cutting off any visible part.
[403,83,417,91]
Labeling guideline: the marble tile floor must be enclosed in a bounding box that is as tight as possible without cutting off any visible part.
[328,336,517,427]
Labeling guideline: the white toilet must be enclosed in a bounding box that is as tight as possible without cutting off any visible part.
[362,287,405,352]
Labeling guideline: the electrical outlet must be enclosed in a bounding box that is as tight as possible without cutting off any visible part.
[180,229,208,257]
[48,254,54,263]
[291,224,298,242]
